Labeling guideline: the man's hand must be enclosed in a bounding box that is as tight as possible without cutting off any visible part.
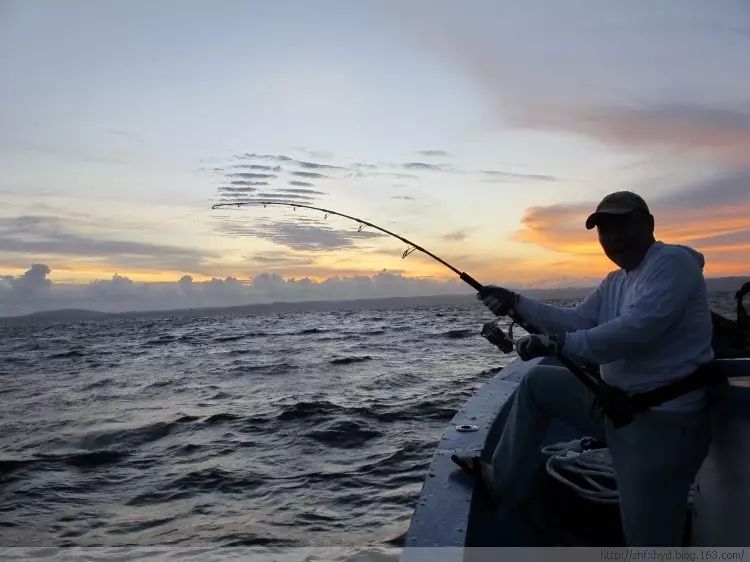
[516,334,564,361]
[477,285,518,317]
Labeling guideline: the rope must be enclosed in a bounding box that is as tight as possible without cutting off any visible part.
[542,437,697,506]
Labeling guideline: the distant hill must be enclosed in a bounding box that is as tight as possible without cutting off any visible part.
[703,276,750,293]
[7,308,110,322]
[2,276,747,326]
[0,294,476,325]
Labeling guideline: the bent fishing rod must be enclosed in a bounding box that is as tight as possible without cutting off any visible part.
[211,200,611,412]
[213,200,485,291]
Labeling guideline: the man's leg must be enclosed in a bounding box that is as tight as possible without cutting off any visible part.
[485,364,605,502]
[606,408,711,546]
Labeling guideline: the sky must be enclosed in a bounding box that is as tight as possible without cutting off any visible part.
[1,0,749,315]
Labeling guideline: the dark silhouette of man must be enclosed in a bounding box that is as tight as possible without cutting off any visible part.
[456,191,713,546]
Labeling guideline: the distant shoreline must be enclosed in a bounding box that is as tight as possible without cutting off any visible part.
[2,276,747,325]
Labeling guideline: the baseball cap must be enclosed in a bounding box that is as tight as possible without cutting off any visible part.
[585,191,651,230]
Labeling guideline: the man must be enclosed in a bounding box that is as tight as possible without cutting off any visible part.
[454,191,714,546]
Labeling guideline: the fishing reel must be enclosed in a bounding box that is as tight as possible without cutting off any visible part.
[481,319,517,354]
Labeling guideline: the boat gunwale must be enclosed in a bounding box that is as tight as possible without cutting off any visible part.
[403,357,750,550]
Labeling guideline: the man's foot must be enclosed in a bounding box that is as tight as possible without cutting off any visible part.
[450,454,505,507]
[450,453,481,473]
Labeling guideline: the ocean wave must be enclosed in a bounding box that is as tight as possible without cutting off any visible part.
[305,420,382,448]
[329,356,372,365]
[0,458,34,476]
[106,514,179,535]
[276,400,348,421]
[57,449,131,468]
[407,397,459,421]
[213,332,268,342]
[203,412,241,424]
[80,377,115,391]
[228,361,296,376]
[144,379,175,389]
[144,335,178,346]
[74,416,197,450]
[294,327,333,335]
[48,349,86,359]
[0,449,131,476]
[169,466,265,494]
[218,535,299,547]
[437,329,475,339]
[355,440,436,476]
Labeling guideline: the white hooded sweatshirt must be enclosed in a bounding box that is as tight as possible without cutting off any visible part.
[516,241,714,412]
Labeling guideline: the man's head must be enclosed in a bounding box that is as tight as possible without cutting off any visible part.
[586,191,655,271]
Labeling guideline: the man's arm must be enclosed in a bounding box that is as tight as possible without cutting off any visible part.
[562,252,699,364]
[516,286,602,334]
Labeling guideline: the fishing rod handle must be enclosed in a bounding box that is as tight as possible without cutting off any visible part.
[459,272,484,292]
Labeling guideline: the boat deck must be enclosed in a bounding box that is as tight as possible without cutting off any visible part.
[404,357,750,551]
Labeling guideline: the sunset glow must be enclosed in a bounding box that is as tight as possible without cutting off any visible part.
[2,0,749,315]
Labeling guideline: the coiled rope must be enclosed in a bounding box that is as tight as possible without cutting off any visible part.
[541,437,697,505]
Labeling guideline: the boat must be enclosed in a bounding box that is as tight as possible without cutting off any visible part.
[402,287,750,553]
[402,356,750,552]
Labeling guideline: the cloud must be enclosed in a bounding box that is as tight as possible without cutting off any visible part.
[403,162,445,171]
[279,188,325,195]
[0,215,216,272]
[233,164,281,172]
[214,152,344,208]
[296,161,343,171]
[234,153,293,162]
[518,104,750,165]
[244,250,316,268]
[87,273,137,300]
[230,180,269,186]
[232,152,342,170]
[653,168,750,211]
[443,230,468,242]
[294,147,335,160]
[9,263,51,296]
[514,203,597,255]
[291,171,326,179]
[215,217,384,251]
[404,5,750,166]
[0,265,473,316]
[392,195,415,200]
[480,170,558,183]
[417,150,450,157]
[254,192,314,201]
[227,172,277,180]
[219,186,258,194]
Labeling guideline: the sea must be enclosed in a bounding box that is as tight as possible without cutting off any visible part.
[0,291,740,557]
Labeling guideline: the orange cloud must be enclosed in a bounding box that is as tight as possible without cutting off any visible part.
[513,203,600,255]
[512,199,750,280]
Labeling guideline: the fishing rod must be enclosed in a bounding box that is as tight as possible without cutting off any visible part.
[211,200,485,291]
[212,200,615,416]
[210,200,541,342]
